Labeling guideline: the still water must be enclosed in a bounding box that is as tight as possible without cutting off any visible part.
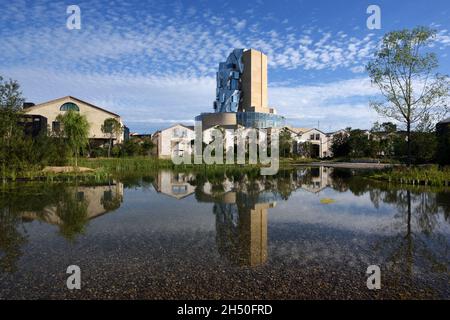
[0,167,449,299]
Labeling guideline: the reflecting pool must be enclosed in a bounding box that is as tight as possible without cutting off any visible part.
[0,167,449,299]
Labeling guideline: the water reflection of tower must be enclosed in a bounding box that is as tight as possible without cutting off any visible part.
[213,192,276,267]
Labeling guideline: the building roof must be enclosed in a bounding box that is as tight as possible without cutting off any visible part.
[284,126,330,136]
[327,129,348,136]
[298,128,327,135]
[24,96,121,118]
[285,126,312,134]
[130,133,152,137]
[156,123,195,134]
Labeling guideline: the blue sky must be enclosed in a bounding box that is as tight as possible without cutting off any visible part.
[1,0,450,133]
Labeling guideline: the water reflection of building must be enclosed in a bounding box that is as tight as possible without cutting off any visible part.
[295,166,333,194]
[152,170,195,199]
[214,196,273,267]
[197,184,280,267]
[150,167,334,267]
[21,183,124,225]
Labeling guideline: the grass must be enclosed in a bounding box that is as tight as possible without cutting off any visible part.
[332,157,400,164]
[76,157,265,181]
[3,156,450,188]
[370,165,450,187]
[78,157,174,172]
[1,162,112,184]
[282,157,316,165]
[1,156,270,182]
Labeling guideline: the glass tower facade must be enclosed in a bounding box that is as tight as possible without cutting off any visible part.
[197,48,286,129]
[214,49,244,113]
[236,112,285,129]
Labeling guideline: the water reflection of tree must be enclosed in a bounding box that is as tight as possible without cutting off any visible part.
[272,170,295,200]
[372,188,449,291]
[55,187,89,241]
[0,183,110,272]
[330,168,352,192]
[0,207,27,273]
[436,192,450,221]
[0,184,64,273]
[101,188,123,212]
[120,175,154,190]
[188,168,449,278]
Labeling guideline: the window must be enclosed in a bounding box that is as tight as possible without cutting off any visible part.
[52,121,61,132]
[103,190,113,202]
[173,128,187,138]
[172,185,187,194]
[60,102,79,111]
[310,134,314,140]
[76,192,85,201]
[315,134,320,140]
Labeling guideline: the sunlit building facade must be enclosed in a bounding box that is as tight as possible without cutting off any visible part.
[196,48,285,129]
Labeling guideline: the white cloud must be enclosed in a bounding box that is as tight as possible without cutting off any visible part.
[270,77,382,130]
[2,1,449,133]
[5,67,215,132]
[350,65,365,73]
[0,1,384,77]
[7,65,383,132]
[233,19,247,31]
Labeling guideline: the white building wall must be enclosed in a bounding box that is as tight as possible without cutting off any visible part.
[157,124,195,159]
[294,128,333,158]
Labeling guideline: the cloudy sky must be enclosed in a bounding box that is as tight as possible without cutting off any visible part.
[1,0,450,133]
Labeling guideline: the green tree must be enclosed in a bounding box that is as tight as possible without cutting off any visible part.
[0,76,28,177]
[393,131,437,163]
[331,132,350,157]
[381,122,397,133]
[279,128,292,157]
[381,123,398,156]
[140,137,154,156]
[0,76,23,123]
[411,132,437,163]
[121,139,141,156]
[101,118,123,157]
[366,26,450,165]
[436,123,450,165]
[348,129,372,158]
[296,141,313,158]
[57,110,90,167]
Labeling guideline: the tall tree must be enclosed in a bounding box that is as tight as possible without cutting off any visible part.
[331,132,351,158]
[370,122,397,158]
[366,26,450,165]
[101,118,123,157]
[0,76,25,176]
[279,128,293,157]
[57,110,90,167]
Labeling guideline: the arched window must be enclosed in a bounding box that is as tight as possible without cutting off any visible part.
[60,102,79,111]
